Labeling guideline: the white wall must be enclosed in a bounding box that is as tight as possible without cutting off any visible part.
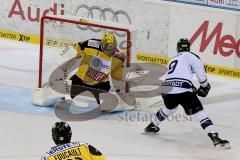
[0,0,240,70]
[168,5,240,68]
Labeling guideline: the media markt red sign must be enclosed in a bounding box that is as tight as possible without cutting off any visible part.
[189,20,240,58]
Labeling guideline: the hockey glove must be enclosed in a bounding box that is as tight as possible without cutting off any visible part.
[197,83,211,97]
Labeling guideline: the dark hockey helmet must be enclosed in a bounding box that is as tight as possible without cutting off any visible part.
[177,38,190,52]
[52,121,72,144]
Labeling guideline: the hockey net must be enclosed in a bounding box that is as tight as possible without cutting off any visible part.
[33,15,137,107]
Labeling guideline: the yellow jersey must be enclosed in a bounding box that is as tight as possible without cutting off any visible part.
[41,141,106,160]
[74,39,125,85]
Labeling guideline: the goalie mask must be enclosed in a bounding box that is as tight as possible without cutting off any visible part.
[101,33,117,56]
[52,121,72,145]
[177,38,190,53]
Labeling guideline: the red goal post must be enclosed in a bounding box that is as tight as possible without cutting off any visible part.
[38,15,136,93]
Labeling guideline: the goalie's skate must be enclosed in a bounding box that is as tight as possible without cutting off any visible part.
[144,122,160,133]
[208,133,231,150]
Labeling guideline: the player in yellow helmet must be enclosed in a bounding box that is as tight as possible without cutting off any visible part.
[65,32,125,110]
[101,33,117,56]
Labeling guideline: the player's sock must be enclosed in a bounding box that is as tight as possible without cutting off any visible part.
[193,110,230,149]
[152,107,177,126]
[145,107,177,133]
[193,110,216,134]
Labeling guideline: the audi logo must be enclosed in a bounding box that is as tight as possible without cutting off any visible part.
[73,4,132,37]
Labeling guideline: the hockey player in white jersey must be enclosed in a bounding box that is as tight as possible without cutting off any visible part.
[144,38,230,149]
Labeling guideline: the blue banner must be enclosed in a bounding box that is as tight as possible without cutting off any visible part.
[164,0,240,11]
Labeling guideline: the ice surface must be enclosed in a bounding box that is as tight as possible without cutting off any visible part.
[0,39,240,160]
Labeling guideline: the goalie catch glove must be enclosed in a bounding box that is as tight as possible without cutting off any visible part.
[197,83,211,97]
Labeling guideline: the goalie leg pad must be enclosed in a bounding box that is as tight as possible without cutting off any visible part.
[32,88,64,107]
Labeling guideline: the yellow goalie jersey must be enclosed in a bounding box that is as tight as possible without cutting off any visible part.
[41,141,106,160]
[74,38,125,85]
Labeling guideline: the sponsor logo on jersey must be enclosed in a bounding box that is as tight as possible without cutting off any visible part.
[91,57,103,71]
[86,67,105,81]
[163,80,192,88]
[88,40,100,48]
[90,56,111,74]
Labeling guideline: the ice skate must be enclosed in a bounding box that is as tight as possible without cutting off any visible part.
[145,122,160,133]
[208,133,231,150]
